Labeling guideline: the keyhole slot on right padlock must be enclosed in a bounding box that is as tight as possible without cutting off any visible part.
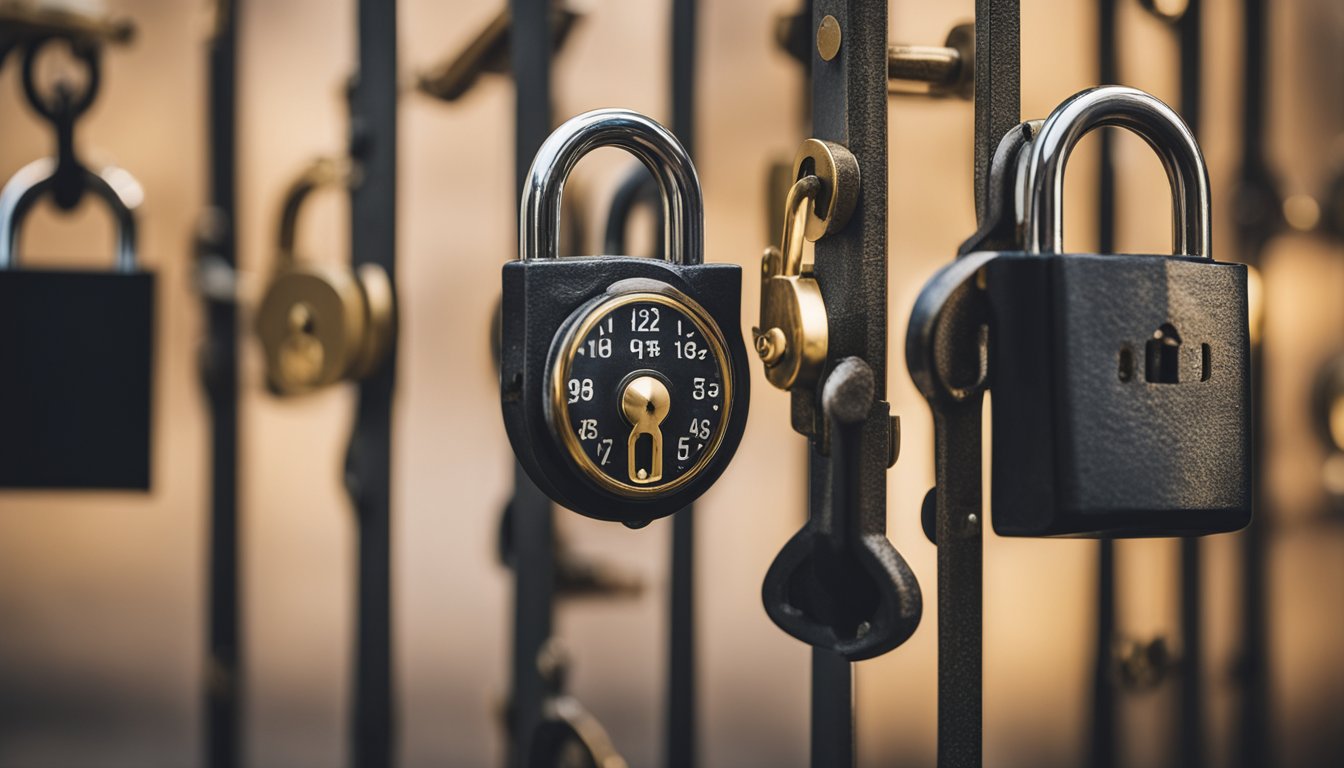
[1134,323,1211,384]
[621,375,670,484]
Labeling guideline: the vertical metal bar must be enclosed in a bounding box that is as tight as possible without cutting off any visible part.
[1174,6,1207,764]
[203,2,241,766]
[973,0,1021,224]
[811,649,854,767]
[809,1,888,765]
[1236,0,1274,764]
[1090,2,1117,765]
[508,1,554,765]
[933,3,1017,767]
[667,1,697,766]
[347,1,398,766]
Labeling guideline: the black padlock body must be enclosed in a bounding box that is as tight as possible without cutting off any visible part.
[0,269,154,489]
[501,257,749,523]
[983,252,1250,537]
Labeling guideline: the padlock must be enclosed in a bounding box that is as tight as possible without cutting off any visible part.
[0,157,153,489]
[753,138,858,393]
[255,158,394,396]
[501,109,750,524]
[980,85,1251,537]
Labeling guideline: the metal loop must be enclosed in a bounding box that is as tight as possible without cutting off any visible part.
[0,157,142,271]
[1021,85,1211,258]
[522,109,703,265]
[21,36,100,122]
[276,157,356,268]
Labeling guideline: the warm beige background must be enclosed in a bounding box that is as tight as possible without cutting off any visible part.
[1,1,1341,766]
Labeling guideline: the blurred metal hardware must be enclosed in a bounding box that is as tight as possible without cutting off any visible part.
[887,23,974,99]
[254,157,394,396]
[345,4,399,765]
[195,2,242,765]
[416,1,580,102]
[0,0,133,66]
[0,156,151,489]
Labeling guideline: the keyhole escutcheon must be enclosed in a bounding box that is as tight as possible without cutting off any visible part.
[621,375,670,484]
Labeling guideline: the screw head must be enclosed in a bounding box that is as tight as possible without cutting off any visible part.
[817,15,842,61]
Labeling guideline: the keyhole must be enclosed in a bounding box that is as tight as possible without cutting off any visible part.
[621,375,670,484]
[280,302,325,385]
[1145,323,1182,384]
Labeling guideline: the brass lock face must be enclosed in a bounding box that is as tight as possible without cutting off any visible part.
[547,287,734,499]
[255,158,394,396]
[256,266,368,395]
[753,139,859,391]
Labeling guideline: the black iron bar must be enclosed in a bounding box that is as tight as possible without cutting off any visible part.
[201,3,240,765]
[1174,6,1206,766]
[347,1,398,765]
[1090,2,1118,765]
[667,1,697,766]
[507,1,555,766]
[1236,0,1276,764]
[808,2,889,765]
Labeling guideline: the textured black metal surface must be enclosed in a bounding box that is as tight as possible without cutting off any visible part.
[668,9,697,761]
[0,270,153,489]
[762,358,921,661]
[802,1,900,764]
[1234,0,1278,764]
[501,258,748,523]
[508,1,556,765]
[346,1,398,765]
[1090,2,1118,764]
[983,252,1251,537]
[907,252,995,768]
[973,0,1020,224]
[199,2,241,765]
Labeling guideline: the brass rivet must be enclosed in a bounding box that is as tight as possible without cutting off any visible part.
[817,15,841,61]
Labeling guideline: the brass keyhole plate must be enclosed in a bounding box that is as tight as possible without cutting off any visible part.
[547,288,734,498]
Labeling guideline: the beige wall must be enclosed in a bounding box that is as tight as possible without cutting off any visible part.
[1,1,1341,766]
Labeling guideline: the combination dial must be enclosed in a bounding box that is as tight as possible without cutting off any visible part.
[547,287,734,498]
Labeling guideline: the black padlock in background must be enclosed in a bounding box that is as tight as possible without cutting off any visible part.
[0,158,153,490]
[981,86,1251,537]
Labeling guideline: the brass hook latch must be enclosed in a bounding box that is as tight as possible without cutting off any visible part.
[753,139,859,391]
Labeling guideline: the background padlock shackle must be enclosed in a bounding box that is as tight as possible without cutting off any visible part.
[521,108,703,266]
[1021,85,1211,258]
[276,156,357,269]
[0,156,142,271]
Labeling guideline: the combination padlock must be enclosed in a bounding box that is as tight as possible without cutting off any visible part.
[0,158,153,489]
[980,86,1251,537]
[501,109,750,524]
[255,157,394,396]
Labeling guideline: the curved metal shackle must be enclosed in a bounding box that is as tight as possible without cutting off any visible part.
[1021,85,1211,258]
[522,108,703,265]
[276,157,355,269]
[0,157,142,271]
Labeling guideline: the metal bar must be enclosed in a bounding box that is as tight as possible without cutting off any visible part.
[935,399,984,768]
[347,1,398,766]
[1236,0,1275,764]
[1090,1,1117,765]
[508,1,554,765]
[972,0,1020,223]
[202,2,240,767]
[667,2,696,766]
[809,1,888,764]
[927,3,1018,766]
[811,648,854,768]
[1174,7,1206,765]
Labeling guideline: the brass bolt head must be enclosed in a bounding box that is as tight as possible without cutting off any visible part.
[817,15,841,61]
